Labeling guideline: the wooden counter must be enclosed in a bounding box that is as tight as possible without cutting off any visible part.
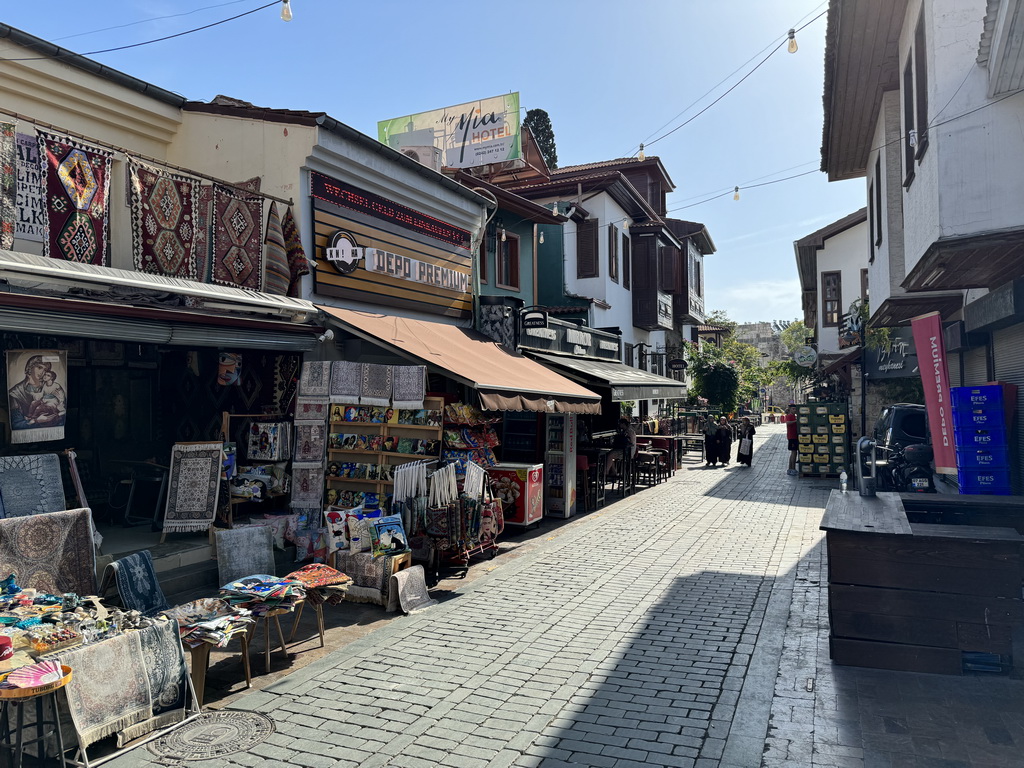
[820,491,1024,675]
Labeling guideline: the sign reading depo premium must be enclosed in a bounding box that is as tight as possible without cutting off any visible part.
[311,172,472,319]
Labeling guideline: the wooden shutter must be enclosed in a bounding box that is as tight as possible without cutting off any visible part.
[577,219,598,278]
[608,224,619,282]
[622,232,631,288]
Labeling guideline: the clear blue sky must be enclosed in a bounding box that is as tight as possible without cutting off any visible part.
[3,0,864,324]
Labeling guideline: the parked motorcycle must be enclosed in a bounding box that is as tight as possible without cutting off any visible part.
[877,442,936,493]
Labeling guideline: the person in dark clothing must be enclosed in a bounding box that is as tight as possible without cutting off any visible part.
[605,418,637,476]
[715,417,733,466]
[736,416,756,466]
[704,416,719,467]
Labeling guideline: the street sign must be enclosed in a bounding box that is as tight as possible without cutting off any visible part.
[667,358,688,372]
[793,345,817,367]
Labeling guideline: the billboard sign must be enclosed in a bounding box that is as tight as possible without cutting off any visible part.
[378,93,522,169]
[865,327,918,380]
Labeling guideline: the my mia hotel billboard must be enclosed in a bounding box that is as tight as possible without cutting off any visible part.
[311,171,473,319]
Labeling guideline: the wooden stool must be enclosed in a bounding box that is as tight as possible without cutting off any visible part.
[0,666,71,768]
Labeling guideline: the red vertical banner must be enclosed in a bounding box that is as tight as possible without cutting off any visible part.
[910,311,956,473]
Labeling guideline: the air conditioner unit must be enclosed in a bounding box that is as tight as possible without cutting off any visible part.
[400,146,443,171]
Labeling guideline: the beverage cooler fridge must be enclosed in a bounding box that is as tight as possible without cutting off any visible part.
[490,462,544,527]
[544,414,578,518]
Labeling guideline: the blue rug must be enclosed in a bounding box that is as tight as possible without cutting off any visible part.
[113,550,169,616]
[0,453,66,518]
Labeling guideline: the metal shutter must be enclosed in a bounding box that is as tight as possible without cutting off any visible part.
[993,326,1024,493]
[947,352,961,387]
[963,346,987,385]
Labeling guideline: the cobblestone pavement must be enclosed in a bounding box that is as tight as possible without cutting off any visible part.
[107,426,1024,768]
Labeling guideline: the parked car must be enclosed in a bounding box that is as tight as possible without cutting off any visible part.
[870,403,934,492]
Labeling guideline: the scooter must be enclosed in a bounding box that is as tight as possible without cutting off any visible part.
[878,443,936,493]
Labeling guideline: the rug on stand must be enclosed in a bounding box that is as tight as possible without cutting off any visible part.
[290,463,324,508]
[163,442,223,534]
[359,364,394,407]
[0,122,15,250]
[216,526,275,585]
[386,564,437,614]
[263,202,290,295]
[330,361,361,404]
[117,619,191,746]
[111,550,169,616]
[37,130,113,265]
[299,361,331,398]
[293,423,326,462]
[0,453,66,518]
[127,158,199,279]
[58,631,152,749]
[0,507,95,595]
[211,184,264,291]
[392,365,427,409]
[282,206,310,298]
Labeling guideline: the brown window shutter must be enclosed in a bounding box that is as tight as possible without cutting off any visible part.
[608,224,619,282]
[577,219,598,278]
[622,232,631,288]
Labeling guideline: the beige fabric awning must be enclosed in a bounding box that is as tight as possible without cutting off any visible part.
[319,306,602,414]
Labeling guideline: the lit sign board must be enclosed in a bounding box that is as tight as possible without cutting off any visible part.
[324,231,469,294]
[378,93,522,170]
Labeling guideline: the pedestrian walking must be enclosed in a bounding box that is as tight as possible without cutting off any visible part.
[715,416,733,466]
[782,403,799,475]
[703,415,719,467]
[736,416,755,466]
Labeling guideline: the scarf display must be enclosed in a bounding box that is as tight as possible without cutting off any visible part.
[128,158,200,279]
[37,130,113,265]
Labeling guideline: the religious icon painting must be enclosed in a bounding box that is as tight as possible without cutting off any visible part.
[6,349,68,444]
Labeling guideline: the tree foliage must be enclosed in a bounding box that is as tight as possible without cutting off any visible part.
[524,109,558,170]
[705,309,737,336]
[779,320,812,354]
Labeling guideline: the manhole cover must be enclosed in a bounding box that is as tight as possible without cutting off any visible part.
[148,711,275,762]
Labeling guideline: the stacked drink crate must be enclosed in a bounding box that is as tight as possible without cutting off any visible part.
[797,402,849,477]
[951,385,1011,495]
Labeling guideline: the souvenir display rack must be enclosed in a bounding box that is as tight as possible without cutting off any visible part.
[797,402,848,478]
[442,403,501,475]
[327,396,444,496]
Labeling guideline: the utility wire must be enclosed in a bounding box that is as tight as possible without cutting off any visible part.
[0,1,279,61]
[51,1,254,42]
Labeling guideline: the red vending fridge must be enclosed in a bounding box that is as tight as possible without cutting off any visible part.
[490,462,544,527]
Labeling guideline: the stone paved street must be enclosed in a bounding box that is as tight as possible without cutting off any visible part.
[109,426,1024,768]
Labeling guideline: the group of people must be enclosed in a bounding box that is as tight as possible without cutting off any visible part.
[703,415,756,468]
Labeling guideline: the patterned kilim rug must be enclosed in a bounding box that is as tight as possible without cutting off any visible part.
[329,360,361,403]
[0,122,14,250]
[360,363,393,407]
[293,396,329,423]
[147,711,275,762]
[216,526,275,586]
[392,365,426,409]
[282,206,310,298]
[299,361,331,398]
[128,159,200,279]
[58,630,151,748]
[112,550,169,616]
[293,422,326,462]
[0,507,95,595]
[163,442,223,534]
[0,453,66,518]
[117,619,191,746]
[274,354,301,414]
[290,463,324,508]
[211,184,264,291]
[196,177,260,282]
[37,130,113,264]
[387,564,438,614]
[263,202,289,295]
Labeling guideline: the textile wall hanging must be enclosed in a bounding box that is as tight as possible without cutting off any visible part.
[299,361,330,398]
[37,130,112,265]
[163,441,223,534]
[6,348,68,444]
[294,396,329,423]
[58,631,151,748]
[392,365,427,409]
[15,132,44,243]
[247,422,289,461]
[117,619,191,746]
[0,122,14,250]
[360,363,394,407]
[0,507,96,596]
[211,184,264,291]
[330,360,361,403]
[290,462,324,508]
[263,202,290,295]
[217,352,242,386]
[111,550,169,616]
[293,422,326,463]
[196,178,259,282]
[0,453,66,518]
[216,525,275,586]
[128,158,200,279]
[273,354,300,415]
[282,206,310,298]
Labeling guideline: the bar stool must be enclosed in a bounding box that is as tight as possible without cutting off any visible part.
[0,668,70,768]
[575,455,591,514]
[590,457,607,508]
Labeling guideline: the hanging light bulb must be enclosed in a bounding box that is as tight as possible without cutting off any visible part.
[733,186,741,201]
[539,230,545,244]
[787,29,798,53]
[501,227,506,242]
[280,0,293,21]
[638,144,645,162]
[623,220,629,230]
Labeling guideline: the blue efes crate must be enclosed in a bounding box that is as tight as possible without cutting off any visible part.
[950,385,1005,411]
[957,468,1011,495]
[954,427,1008,449]
[956,446,1011,469]
[952,408,1004,429]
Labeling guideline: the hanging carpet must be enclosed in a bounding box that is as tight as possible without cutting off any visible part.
[294,396,329,423]
[0,122,14,250]
[196,177,260,282]
[290,463,324,508]
[212,184,264,291]
[359,364,393,407]
[263,202,290,295]
[117,619,191,746]
[293,422,326,462]
[37,130,113,265]
[329,360,361,404]
[282,206,310,298]
[163,442,223,533]
[0,453,66,518]
[392,365,427,409]
[0,507,95,595]
[128,158,200,279]
[299,361,331,398]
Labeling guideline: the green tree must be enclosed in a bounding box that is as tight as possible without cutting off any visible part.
[524,109,558,170]
[705,309,737,337]
[686,341,740,412]
[779,320,812,354]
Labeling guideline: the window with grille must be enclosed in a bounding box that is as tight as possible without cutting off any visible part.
[822,271,842,327]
